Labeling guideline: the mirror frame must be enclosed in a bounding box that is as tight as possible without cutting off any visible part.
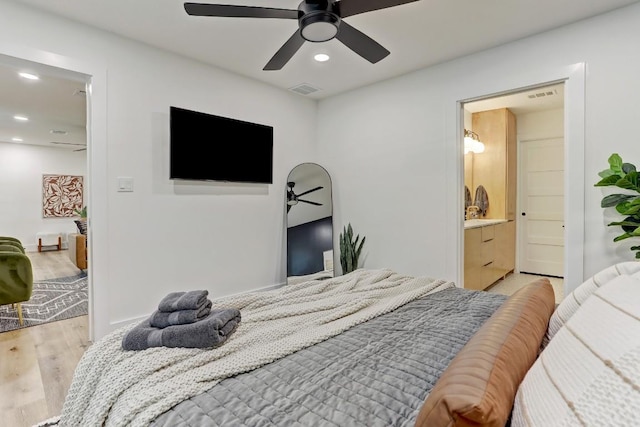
[285,163,333,283]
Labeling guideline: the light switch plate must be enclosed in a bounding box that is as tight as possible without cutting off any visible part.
[117,177,134,192]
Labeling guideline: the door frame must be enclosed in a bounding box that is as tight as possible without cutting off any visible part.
[449,63,585,296]
[0,41,108,341]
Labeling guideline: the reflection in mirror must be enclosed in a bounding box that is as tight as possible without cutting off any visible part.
[286,163,333,284]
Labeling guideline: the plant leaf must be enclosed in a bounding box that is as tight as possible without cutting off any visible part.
[623,163,637,174]
[615,171,640,192]
[615,200,640,215]
[636,251,640,259]
[601,194,635,208]
[613,232,633,242]
[595,175,620,187]
[598,168,616,179]
[630,245,640,251]
[608,153,624,175]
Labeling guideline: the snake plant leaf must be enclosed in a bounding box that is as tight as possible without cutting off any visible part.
[355,236,366,259]
[339,223,366,274]
[601,194,636,208]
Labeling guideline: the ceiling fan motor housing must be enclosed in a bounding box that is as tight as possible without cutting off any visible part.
[298,0,341,42]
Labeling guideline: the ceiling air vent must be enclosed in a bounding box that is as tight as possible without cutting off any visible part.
[289,83,320,96]
[527,89,557,99]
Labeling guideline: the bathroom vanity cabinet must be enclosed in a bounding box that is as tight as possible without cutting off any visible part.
[464,220,515,290]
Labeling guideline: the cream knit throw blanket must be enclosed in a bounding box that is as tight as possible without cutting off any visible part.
[60,269,454,426]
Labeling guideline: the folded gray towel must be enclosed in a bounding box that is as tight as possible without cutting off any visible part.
[122,309,241,351]
[158,290,209,312]
[149,300,213,328]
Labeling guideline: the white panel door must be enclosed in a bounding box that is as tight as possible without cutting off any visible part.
[519,138,564,277]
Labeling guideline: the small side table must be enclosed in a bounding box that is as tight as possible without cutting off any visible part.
[36,232,62,252]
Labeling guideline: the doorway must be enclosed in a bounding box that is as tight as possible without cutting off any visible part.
[461,82,565,294]
[0,54,90,326]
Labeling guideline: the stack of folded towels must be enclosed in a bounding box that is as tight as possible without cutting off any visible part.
[122,290,241,351]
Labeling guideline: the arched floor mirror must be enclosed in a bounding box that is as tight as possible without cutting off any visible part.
[286,163,333,284]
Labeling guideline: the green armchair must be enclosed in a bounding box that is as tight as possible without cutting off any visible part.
[0,239,25,253]
[0,241,33,325]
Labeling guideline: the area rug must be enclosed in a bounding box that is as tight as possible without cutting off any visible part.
[0,272,87,333]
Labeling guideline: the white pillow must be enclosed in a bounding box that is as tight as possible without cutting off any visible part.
[512,273,640,426]
[544,261,640,346]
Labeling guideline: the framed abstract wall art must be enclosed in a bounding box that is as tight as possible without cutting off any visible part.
[42,174,84,218]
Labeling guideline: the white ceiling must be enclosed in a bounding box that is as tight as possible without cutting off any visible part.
[0,57,86,150]
[0,0,633,150]
[13,0,640,99]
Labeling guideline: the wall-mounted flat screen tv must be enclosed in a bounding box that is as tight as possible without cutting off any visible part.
[170,106,273,183]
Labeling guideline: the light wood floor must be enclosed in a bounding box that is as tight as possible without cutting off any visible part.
[486,271,564,304]
[0,250,90,427]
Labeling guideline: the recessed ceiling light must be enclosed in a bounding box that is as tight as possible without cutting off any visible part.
[12,137,23,142]
[18,72,40,80]
[314,53,330,62]
[13,115,29,121]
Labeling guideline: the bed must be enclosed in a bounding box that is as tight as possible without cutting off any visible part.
[56,265,640,427]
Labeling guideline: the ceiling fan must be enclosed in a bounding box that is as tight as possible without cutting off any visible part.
[287,182,323,213]
[184,0,420,70]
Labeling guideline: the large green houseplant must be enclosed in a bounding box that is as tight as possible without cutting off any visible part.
[595,153,640,259]
[339,223,366,274]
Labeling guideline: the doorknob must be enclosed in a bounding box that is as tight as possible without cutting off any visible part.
[521,212,526,216]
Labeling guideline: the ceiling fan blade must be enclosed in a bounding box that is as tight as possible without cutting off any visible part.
[336,22,389,64]
[296,186,323,197]
[287,204,291,213]
[298,199,323,206]
[264,30,306,71]
[336,0,419,18]
[184,3,298,19]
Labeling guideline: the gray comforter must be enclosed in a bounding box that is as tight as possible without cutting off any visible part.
[151,287,507,426]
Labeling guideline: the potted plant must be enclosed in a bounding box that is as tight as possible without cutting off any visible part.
[339,223,366,274]
[74,206,87,218]
[595,153,640,259]
[73,206,88,235]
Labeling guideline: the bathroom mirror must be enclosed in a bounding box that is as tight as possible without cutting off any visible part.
[286,163,333,283]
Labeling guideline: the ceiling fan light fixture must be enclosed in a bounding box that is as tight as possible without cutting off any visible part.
[314,53,330,62]
[300,13,339,42]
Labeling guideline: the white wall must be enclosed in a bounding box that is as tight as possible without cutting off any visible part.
[0,1,317,338]
[317,3,640,290]
[0,142,86,250]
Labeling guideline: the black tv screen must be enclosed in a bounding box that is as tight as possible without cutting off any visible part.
[170,106,273,183]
